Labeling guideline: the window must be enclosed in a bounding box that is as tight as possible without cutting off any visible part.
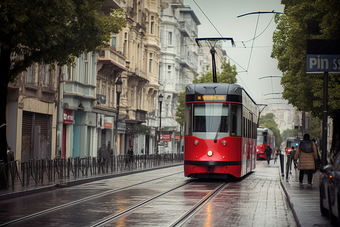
[192,103,229,139]
[84,53,88,84]
[230,104,241,136]
[111,33,116,49]
[168,32,172,45]
[25,65,36,84]
[151,22,154,34]
[167,65,171,80]
[43,64,50,86]
[149,59,152,72]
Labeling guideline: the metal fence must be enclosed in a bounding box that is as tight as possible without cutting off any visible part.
[0,153,184,190]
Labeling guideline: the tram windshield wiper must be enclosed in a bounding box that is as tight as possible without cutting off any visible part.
[214,122,221,143]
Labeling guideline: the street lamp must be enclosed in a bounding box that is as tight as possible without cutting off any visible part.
[158,94,163,154]
[115,78,122,156]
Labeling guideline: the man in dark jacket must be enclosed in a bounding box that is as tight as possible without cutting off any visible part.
[265,145,272,164]
[7,146,14,163]
[289,146,297,173]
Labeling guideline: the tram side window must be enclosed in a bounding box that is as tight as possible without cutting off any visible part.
[231,105,241,136]
[184,104,192,135]
[248,119,251,138]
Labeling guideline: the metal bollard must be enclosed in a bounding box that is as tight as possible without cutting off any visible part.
[280,154,284,177]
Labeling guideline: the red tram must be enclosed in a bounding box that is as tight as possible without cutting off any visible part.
[184,83,259,178]
[256,128,275,160]
[285,137,301,155]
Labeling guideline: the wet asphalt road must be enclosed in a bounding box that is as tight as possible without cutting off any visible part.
[0,160,296,227]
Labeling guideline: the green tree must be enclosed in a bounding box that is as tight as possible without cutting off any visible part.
[175,91,185,127]
[271,0,340,161]
[194,60,238,84]
[282,128,295,142]
[307,115,321,140]
[0,1,126,165]
[259,113,283,148]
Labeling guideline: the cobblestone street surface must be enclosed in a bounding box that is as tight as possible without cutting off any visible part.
[184,160,296,227]
[1,158,331,227]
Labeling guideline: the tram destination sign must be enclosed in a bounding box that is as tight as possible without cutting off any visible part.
[197,95,226,101]
[306,39,340,73]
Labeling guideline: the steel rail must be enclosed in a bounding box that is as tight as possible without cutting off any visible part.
[169,182,228,227]
[0,171,183,227]
[91,180,194,227]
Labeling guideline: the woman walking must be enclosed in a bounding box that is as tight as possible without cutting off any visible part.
[294,134,318,186]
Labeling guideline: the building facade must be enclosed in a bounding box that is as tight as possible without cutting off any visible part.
[7,63,58,162]
[6,0,168,162]
[158,0,200,153]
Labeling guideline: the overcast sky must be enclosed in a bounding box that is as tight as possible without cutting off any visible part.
[187,0,287,106]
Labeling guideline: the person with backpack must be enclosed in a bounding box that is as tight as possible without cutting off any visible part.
[294,134,318,186]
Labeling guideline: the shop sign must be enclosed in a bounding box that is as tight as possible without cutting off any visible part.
[175,135,183,140]
[161,134,171,142]
[63,109,73,124]
[104,122,112,129]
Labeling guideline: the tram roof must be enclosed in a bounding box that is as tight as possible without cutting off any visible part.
[186,83,242,96]
[185,83,257,105]
[257,127,274,134]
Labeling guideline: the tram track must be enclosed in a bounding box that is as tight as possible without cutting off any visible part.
[91,182,228,227]
[91,181,193,227]
[169,182,228,227]
[0,171,184,227]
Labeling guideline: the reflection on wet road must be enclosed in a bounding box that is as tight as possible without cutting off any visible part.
[0,161,295,227]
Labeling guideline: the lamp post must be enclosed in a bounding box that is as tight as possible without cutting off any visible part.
[115,78,122,156]
[158,94,163,154]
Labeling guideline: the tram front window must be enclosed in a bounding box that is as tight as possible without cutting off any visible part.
[257,135,263,144]
[193,103,228,139]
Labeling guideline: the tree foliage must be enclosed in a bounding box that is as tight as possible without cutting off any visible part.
[175,91,185,127]
[193,60,237,84]
[259,113,283,148]
[0,0,127,167]
[307,115,321,140]
[271,0,340,161]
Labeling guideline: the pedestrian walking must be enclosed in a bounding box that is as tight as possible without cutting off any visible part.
[7,146,14,163]
[274,148,278,164]
[289,146,296,173]
[125,146,134,168]
[294,134,318,186]
[264,145,272,165]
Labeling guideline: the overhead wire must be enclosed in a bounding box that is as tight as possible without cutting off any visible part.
[191,0,257,97]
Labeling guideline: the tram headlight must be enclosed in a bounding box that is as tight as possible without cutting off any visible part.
[207,150,213,157]
[222,140,227,146]
[194,140,199,146]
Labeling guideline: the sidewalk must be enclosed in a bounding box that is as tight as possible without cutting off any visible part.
[0,163,182,201]
[280,163,333,227]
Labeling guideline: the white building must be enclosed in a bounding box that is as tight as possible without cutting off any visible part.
[158,0,200,153]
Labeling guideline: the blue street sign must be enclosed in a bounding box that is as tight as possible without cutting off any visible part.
[306,54,340,73]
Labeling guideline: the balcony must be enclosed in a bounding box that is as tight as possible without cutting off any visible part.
[179,21,190,37]
[98,47,126,72]
[180,54,190,68]
[125,109,147,124]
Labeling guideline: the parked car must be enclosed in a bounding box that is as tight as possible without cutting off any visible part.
[320,152,340,225]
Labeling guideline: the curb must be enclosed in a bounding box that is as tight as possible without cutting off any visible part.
[279,178,301,227]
